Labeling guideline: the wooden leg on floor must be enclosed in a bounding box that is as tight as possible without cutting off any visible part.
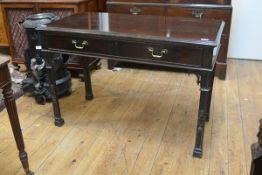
[193,71,213,158]
[3,83,34,175]
[83,59,94,100]
[45,54,64,126]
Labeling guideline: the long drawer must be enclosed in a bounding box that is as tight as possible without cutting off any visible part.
[166,6,232,35]
[44,33,209,68]
[115,40,204,67]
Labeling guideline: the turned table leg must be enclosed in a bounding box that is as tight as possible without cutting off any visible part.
[83,59,94,100]
[3,82,33,175]
[193,70,214,158]
[45,54,64,127]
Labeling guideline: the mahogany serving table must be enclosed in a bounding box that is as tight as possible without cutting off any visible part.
[38,12,224,158]
[0,57,33,175]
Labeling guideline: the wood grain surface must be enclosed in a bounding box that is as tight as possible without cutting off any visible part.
[0,57,259,175]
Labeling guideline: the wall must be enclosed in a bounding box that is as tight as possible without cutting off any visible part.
[228,0,262,60]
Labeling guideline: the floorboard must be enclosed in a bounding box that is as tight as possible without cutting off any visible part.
[0,57,260,175]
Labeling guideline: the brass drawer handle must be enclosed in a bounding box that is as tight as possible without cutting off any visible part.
[147,47,168,59]
[192,11,204,19]
[72,40,88,49]
[130,7,142,15]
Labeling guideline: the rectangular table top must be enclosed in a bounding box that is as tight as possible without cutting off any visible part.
[39,12,224,47]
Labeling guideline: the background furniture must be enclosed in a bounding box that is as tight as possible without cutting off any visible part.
[250,119,262,175]
[0,3,8,46]
[97,0,107,11]
[106,0,232,79]
[0,0,99,74]
[0,83,23,112]
[0,57,33,175]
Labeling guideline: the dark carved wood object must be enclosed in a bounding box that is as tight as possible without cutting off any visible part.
[250,119,262,175]
[38,12,224,158]
[0,57,33,175]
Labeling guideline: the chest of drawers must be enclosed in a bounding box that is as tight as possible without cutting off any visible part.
[107,0,232,79]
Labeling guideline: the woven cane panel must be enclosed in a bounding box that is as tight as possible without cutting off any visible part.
[42,8,81,65]
[7,8,34,61]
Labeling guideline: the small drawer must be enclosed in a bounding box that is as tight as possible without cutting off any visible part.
[166,7,232,35]
[45,34,117,56]
[115,41,204,67]
[107,5,165,16]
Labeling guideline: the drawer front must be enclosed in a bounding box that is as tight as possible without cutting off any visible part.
[166,7,232,35]
[45,34,117,56]
[107,5,165,16]
[45,34,205,68]
[115,41,204,67]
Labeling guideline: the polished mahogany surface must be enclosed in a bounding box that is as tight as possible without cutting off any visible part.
[43,12,223,46]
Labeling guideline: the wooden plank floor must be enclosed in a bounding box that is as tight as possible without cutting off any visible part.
[0,58,261,175]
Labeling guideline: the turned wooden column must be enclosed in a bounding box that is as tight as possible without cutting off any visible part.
[0,57,33,175]
[250,119,262,175]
